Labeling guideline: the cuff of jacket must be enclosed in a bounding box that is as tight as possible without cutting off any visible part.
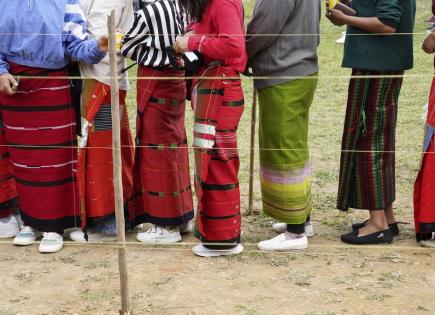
[90,40,107,61]
[0,65,9,75]
[188,35,205,53]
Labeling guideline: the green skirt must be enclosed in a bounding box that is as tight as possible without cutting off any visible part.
[258,75,318,224]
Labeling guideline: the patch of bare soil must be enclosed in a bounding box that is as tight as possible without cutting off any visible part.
[1,211,434,315]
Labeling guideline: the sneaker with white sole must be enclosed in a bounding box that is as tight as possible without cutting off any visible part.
[192,244,244,257]
[13,226,41,246]
[0,215,19,238]
[257,233,308,251]
[272,221,314,237]
[39,232,64,253]
[69,228,117,242]
[179,221,193,234]
[136,225,182,243]
[419,238,435,248]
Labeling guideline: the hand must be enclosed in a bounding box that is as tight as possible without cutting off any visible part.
[422,32,435,54]
[98,36,109,52]
[174,35,190,54]
[326,8,348,26]
[0,73,17,96]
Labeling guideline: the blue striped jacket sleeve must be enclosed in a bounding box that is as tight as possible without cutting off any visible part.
[63,0,106,64]
[0,53,9,75]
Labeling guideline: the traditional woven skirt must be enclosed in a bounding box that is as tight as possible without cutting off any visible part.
[77,80,134,229]
[0,111,18,219]
[192,65,244,244]
[337,69,403,211]
[128,66,194,227]
[258,75,317,225]
[0,63,80,232]
[414,74,435,241]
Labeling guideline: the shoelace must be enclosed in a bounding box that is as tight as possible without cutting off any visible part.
[146,225,164,234]
[42,232,61,240]
[19,225,34,233]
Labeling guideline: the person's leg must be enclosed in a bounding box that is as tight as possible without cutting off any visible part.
[132,68,194,243]
[414,129,435,243]
[5,66,80,252]
[257,76,317,251]
[357,209,389,236]
[286,224,305,235]
[72,81,134,243]
[384,204,396,224]
[340,71,403,244]
[192,67,243,256]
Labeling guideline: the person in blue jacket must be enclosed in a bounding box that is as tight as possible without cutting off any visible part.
[0,0,108,253]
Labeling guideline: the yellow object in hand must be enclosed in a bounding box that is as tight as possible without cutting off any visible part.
[327,0,338,9]
[115,32,124,52]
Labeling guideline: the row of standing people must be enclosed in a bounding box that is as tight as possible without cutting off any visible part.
[0,0,432,256]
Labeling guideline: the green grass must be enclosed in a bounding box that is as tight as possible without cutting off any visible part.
[126,0,432,232]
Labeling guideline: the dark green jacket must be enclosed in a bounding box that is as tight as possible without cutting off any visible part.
[342,0,416,71]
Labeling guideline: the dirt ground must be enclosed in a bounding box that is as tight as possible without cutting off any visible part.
[1,208,434,315]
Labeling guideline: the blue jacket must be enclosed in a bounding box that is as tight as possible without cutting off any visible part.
[0,0,106,74]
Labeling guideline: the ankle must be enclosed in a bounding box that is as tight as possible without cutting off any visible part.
[384,205,395,224]
[367,220,388,231]
[284,231,305,239]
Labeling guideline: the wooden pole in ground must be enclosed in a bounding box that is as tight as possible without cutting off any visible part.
[108,10,130,315]
[247,87,257,216]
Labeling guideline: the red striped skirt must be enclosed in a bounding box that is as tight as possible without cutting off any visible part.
[0,111,18,218]
[0,63,80,232]
[77,80,134,229]
[192,65,244,244]
[414,74,435,241]
[128,66,194,227]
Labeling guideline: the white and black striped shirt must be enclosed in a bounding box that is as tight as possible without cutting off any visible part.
[121,0,185,67]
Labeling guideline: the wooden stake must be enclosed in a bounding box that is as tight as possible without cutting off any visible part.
[108,10,130,315]
[247,87,257,216]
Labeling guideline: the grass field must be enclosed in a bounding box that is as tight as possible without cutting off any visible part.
[1,1,435,314]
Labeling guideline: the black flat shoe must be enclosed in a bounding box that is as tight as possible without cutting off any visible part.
[352,220,399,236]
[341,228,393,245]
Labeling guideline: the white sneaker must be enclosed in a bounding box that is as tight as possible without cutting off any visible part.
[257,233,308,251]
[419,238,435,248]
[39,232,64,253]
[192,244,243,257]
[0,215,19,238]
[272,221,314,237]
[69,228,117,242]
[336,31,346,44]
[136,225,182,243]
[13,226,41,246]
[179,221,193,234]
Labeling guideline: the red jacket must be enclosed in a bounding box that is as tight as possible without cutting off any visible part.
[187,0,247,73]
